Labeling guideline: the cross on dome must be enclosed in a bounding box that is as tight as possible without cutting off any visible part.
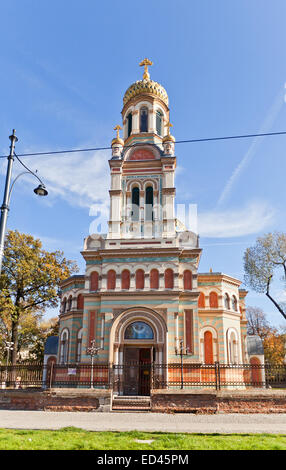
[114,125,122,139]
[165,121,173,135]
[139,58,153,80]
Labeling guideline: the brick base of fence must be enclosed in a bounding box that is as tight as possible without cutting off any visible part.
[151,389,286,414]
[0,389,111,412]
[0,388,286,413]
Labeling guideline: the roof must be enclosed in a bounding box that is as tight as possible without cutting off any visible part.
[246,335,264,356]
[44,336,59,355]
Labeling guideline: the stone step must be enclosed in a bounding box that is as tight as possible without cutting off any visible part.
[113,395,150,401]
[112,395,151,411]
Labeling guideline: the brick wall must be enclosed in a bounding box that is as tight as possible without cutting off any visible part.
[0,389,111,412]
[151,389,286,414]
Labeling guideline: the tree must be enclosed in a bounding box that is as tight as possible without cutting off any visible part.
[246,306,271,339]
[263,330,286,366]
[22,316,59,362]
[246,306,286,365]
[0,230,78,364]
[244,232,286,321]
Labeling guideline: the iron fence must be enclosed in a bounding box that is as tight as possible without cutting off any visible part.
[0,362,285,391]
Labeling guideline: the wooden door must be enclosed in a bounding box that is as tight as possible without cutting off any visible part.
[204,331,213,364]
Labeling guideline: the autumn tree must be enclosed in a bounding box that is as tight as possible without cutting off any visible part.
[244,232,286,321]
[263,330,286,365]
[0,230,78,364]
[246,306,286,365]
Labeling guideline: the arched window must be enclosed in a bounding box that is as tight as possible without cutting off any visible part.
[131,186,140,221]
[183,270,192,290]
[209,291,218,308]
[165,269,174,289]
[227,331,238,364]
[136,269,145,289]
[198,292,205,308]
[127,113,132,137]
[224,293,230,310]
[145,186,154,221]
[232,295,238,311]
[121,269,130,290]
[76,328,83,362]
[156,110,163,136]
[107,270,116,290]
[67,295,72,311]
[90,271,99,291]
[140,107,148,132]
[60,329,69,364]
[77,293,84,310]
[62,298,67,313]
[124,321,154,340]
[150,269,159,289]
[204,331,213,364]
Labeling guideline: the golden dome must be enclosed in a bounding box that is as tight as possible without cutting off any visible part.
[123,59,168,108]
[162,133,175,143]
[111,137,124,146]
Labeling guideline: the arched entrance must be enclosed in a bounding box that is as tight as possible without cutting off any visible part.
[110,308,167,396]
[250,357,262,386]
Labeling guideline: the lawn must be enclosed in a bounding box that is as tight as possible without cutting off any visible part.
[0,427,285,450]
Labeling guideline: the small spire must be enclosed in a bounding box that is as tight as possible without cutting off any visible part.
[139,58,153,80]
[209,267,213,273]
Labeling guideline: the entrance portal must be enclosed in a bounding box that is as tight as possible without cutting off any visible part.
[121,347,152,396]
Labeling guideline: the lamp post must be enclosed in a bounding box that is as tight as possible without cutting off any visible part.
[0,130,48,273]
[4,340,14,385]
[87,340,102,389]
[177,339,190,390]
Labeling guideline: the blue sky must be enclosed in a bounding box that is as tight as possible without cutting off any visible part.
[1,0,286,326]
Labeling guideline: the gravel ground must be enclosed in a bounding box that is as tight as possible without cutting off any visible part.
[0,410,285,434]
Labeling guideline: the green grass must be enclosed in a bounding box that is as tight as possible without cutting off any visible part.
[0,427,285,450]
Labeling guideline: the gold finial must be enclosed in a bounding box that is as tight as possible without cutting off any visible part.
[139,58,153,80]
[114,125,122,139]
[210,267,213,273]
[162,121,175,143]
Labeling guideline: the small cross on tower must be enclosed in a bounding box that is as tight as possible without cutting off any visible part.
[114,125,122,139]
[165,121,173,136]
[139,58,153,80]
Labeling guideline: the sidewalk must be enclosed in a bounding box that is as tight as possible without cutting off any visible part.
[0,410,285,434]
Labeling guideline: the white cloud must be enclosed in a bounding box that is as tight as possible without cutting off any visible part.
[198,201,276,238]
[9,149,110,211]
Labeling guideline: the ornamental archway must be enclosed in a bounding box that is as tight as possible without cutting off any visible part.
[110,307,167,396]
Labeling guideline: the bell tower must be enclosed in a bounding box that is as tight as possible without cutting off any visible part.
[108,59,177,241]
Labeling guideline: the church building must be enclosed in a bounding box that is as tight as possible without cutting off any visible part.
[50,60,263,394]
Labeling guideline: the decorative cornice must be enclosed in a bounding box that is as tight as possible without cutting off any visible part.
[109,190,122,196]
[162,187,176,195]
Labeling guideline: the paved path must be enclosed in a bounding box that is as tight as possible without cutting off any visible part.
[0,411,285,434]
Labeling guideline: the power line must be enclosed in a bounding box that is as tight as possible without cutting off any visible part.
[1,129,286,159]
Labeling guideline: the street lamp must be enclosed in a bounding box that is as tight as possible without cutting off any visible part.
[0,130,48,273]
[87,339,103,389]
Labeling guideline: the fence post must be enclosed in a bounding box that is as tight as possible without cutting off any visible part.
[49,362,54,389]
[109,363,113,390]
[215,361,221,390]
